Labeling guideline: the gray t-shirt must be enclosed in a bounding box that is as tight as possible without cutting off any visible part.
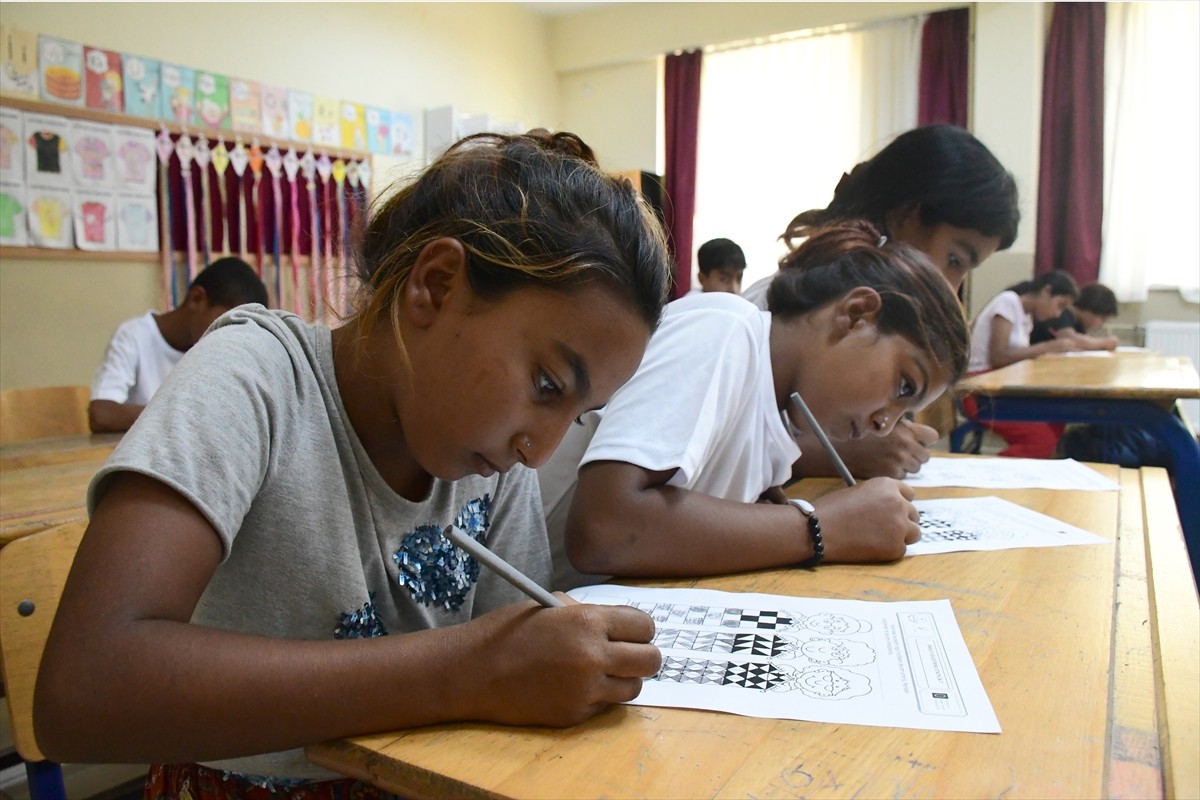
[89,305,550,782]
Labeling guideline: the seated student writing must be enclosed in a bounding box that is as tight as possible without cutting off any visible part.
[963,270,1100,459]
[538,221,970,590]
[88,256,268,433]
[1030,280,1120,351]
[742,125,1020,480]
[695,237,746,294]
[37,131,670,797]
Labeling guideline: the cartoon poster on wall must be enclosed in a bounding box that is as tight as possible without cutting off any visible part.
[38,35,84,107]
[160,63,196,125]
[112,126,156,193]
[0,179,28,246]
[27,184,73,248]
[116,191,157,252]
[286,90,313,142]
[390,111,414,158]
[365,107,390,155]
[0,107,25,182]
[312,95,339,147]
[122,54,160,118]
[70,120,116,189]
[230,78,262,133]
[24,112,72,188]
[83,46,124,113]
[73,188,117,251]
[195,70,231,130]
[260,84,288,138]
[0,25,40,99]
[339,102,366,151]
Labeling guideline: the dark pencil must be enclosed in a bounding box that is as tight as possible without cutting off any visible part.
[442,524,566,608]
[789,391,856,487]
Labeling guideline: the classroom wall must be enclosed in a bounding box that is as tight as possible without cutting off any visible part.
[0,2,560,390]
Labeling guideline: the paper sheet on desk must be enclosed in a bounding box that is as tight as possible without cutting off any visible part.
[908,497,1109,556]
[906,457,1119,491]
[569,584,1000,734]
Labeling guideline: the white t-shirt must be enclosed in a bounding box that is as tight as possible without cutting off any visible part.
[90,311,185,405]
[538,292,801,589]
[741,272,774,309]
[968,290,1031,373]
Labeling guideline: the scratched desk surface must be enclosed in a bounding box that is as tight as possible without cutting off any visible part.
[308,461,1175,799]
[0,434,117,547]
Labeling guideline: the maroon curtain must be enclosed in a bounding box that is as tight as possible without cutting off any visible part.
[1035,3,1105,281]
[663,49,702,299]
[918,8,970,127]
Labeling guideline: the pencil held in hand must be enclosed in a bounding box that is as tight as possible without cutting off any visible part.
[788,391,856,487]
[441,524,566,608]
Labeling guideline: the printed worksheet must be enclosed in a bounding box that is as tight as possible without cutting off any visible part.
[906,457,1119,491]
[909,496,1108,556]
[569,584,1000,734]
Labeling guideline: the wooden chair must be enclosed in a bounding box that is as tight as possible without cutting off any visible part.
[0,519,85,800]
[0,386,91,445]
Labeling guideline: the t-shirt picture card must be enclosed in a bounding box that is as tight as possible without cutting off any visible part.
[0,180,29,247]
[0,107,25,182]
[112,126,157,193]
[73,189,117,251]
[24,112,72,189]
[116,191,158,252]
[26,185,73,248]
[70,120,116,190]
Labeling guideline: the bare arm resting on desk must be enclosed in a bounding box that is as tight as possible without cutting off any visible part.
[35,473,661,764]
[88,399,145,433]
[566,461,920,578]
[791,418,939,480]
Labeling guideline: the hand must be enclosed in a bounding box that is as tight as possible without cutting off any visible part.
[835,420,938,479]
[460,601,661,727]
[811,477,920,563]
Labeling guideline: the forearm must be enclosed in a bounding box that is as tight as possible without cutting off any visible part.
[88,399,145,433]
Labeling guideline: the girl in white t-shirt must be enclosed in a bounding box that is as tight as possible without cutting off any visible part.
[963,270,1093,458]
[539,221,970,589]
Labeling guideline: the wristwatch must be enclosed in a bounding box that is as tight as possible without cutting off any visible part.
[789,498,824,569]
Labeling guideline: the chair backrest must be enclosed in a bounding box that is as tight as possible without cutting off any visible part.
[0,386,91,445]
[0,519,86,763]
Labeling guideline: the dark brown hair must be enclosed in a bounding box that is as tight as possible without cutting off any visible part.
[767,220,971,382]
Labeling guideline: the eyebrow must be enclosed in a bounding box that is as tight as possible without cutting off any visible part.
[556,341,591,400]
[956,239,981,267]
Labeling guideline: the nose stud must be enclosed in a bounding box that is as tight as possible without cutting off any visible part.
[875,414,889,431]
[525,438,533,450]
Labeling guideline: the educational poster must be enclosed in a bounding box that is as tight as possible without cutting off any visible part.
[112,126,156,193]
[365,107,390,155]
[390,111,414,158]
[116,191,158,252]
[73,189,116,251]
[260,84,288,138]
[83,46,124,113]
[195,70,230,130]
[38,35,84,106]
[70,120,116,188]
[0,180,28,246]
[339,101,367,151]
[160,63,196,125]
[286,89,313,142]
[569,584,1001,734]
[122,54,160,119]
[312,95,339,147]
[0,25,40,99]
[0,107,24,181]
[26,185,73,248]
[908,497,1109,557]
[229,78,262,134]
[24,112,72,188]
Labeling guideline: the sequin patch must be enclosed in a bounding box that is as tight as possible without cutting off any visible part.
[334,592,388,639]
[393,495,492,611]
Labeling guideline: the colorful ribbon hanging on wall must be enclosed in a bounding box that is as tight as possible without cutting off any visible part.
[301,149,320,322]
[194,136,212,267]
[175,132,199,285]
[332,158,347,319]
[265,145,283,308]
[283,147,302,315]
[248,140,265,281]
[155,127,176,308]
[228,138,249,262]
[211,137,230,256]
[316,153,333,325]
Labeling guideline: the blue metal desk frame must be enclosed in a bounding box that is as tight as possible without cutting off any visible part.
[957,395,1199,578]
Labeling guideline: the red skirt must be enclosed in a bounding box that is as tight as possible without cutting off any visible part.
[143,763,402,800]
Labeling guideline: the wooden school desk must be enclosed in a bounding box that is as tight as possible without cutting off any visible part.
[306,459,1199,799]
[0,433,118,547]
[955,351,1200,577]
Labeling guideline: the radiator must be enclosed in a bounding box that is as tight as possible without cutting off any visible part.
[1144,320,1200,426]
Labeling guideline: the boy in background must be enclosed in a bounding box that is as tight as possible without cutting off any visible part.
[89,257,267,433]
[1031,281,1120,349]
[696,237,746,294]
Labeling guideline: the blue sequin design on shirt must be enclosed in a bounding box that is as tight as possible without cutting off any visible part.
[334,592,387,639]
[392,494,492,612]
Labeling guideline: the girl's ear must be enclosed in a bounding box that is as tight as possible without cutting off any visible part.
[404,238,468,328]
[831,286,883,338]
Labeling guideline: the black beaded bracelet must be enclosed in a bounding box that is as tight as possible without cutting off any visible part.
[790,499,825,569]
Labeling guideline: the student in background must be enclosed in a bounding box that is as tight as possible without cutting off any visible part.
[696,237,746,294]
[538,221,969,590]
[1031,281,1120,350]
[88,256,268,433]
[963,270,1099,459]
[742,124,1020,480]
[38,131,670,796]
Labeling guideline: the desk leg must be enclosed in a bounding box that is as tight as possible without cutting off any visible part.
[973,397,1200,579]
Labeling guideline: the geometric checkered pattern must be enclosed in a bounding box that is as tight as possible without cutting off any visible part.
[655,656,796,691]
[626,601,797,630]
[653,628,797,657]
